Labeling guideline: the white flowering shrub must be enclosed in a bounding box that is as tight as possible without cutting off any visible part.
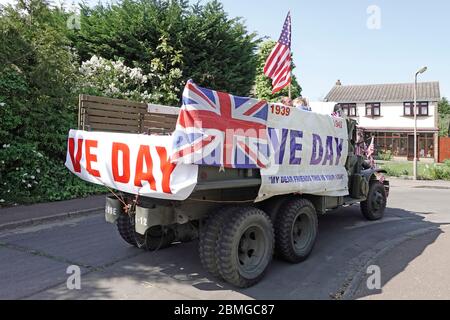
[78,41,184,106]
[146,36,184,104]
[79,56,153,102]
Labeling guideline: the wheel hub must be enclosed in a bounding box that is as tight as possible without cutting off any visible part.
[372,191,384,210]
[291,213,313,252]
[237,226,266,272]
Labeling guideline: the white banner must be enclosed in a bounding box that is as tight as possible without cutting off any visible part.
[65,130,198,201]
[257,107,349,201]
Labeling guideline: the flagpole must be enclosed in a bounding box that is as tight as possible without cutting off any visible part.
[288,9,292,100]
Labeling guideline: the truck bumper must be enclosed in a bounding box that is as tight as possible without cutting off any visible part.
[104,195,182,235]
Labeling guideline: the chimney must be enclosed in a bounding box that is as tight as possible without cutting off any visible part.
[336,79,342,86]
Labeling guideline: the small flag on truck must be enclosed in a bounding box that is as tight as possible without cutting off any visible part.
[367,136,376,168]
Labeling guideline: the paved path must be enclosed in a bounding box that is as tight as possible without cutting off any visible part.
[0,195,105,230]
[0,180,449,300]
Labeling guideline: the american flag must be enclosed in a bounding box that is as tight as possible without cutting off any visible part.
[171,80,270,169]
[366,136,376,168]
[264,12,292,94]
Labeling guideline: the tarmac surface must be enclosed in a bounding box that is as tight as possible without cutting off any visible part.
[0,178,449,300]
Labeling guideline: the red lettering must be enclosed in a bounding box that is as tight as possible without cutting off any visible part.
[156,146,176,194]
[112,142,130,183]
[68,138,83,173]
[85,140,100,177]
[134,145,156,190]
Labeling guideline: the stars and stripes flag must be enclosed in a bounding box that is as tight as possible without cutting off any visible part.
[171,80,270,169]
[264,11,292,94]
[366,136,376,168]
[331,111,340,117]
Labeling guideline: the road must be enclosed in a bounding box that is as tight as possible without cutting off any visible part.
[0,179,449,300]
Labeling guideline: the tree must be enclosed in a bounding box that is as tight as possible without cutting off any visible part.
[254,40,302,102]
[0,0,103,205]
[69,0,260,104]
[438,97,450,137]
[0,0,274,205]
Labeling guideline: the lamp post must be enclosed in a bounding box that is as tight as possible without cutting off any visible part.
[413,66,428,180]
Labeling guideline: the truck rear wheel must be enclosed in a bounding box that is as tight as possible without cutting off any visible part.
[274,198,318,263]
[116,214,174,250]
[216,207,274,288]
[361,181,386,221]
[117,214,137,246]
[199,206,238,279]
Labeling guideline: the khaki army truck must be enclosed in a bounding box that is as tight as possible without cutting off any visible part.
[75,94,389,288]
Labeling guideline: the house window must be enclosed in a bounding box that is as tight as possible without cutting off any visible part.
[338,103,357,117]
[404,102,429,116]
[419,133,435,158]
[366,103,381,117]
[364,131,434,158]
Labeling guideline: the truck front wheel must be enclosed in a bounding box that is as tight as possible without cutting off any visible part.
[216,207,274,288]
[361,181,386,221]
[274,198,318,263]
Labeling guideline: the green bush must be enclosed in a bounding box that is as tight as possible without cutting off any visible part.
[72,0,261,102]
[0,143,105,205]
[423,164,450,181]
[383,166,409,177]
[0,0,266,206]
[0,1,106,207]
[383,166,397,177]
[444,159,450,167]
[377,150,393,161]
[381,161,450,181]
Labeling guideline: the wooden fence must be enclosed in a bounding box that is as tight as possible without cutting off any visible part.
[78,94,179,135]
[439,137,450,163]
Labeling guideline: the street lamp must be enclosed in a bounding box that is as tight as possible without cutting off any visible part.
[413,66,428,180]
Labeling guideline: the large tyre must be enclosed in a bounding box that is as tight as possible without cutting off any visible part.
[361,181,386,221]
[216,207,274,288]
[198,207,238,279]
[117,214,137,246]
[274,198,318,263]
[116,214,174,250]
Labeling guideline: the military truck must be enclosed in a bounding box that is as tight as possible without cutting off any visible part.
[76,94,389,288]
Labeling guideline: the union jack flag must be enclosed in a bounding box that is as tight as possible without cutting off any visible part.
[171,80,270,169]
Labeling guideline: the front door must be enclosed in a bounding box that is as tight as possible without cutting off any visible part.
[407,134,418,161]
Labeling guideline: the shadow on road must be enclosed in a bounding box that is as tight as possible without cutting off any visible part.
[349,225,444,299]
[24,203,446,300]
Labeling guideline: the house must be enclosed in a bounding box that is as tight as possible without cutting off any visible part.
[324,81,441,162]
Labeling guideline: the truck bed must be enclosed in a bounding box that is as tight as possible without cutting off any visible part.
[78,94,179,135]
[78,94,261,192]
[77,94,386,209]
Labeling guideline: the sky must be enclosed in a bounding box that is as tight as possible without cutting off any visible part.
[2,0,449,100]
[216,0,450,100]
